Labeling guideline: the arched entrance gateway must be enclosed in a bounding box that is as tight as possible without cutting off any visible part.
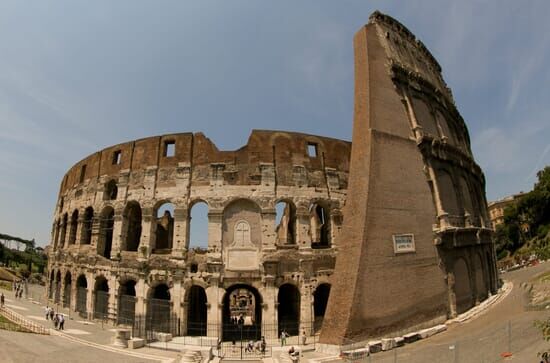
[278,284,300,336]
[118,280,136,325]
[187,286,207,336]
[76,275,87,318]
[223,285,262,342]
[94,277,110,319]
[147,284,172,335]
[313,283,331,332]
[63,272,72,308]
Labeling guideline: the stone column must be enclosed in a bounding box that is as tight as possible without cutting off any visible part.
[75,213,84,247]
[86,272,94,320]
[261,277,277,339]
[207,211,223,257]
[70,279,78,313]
[172,207,188,258]
[139,207,155,260]
[296,207,312,250]
[261,209,277,252]
[206,282,223,338]
[108,275,118,323]
[300,284,314,336]
[447,271,457,318]
[111,208,124,258]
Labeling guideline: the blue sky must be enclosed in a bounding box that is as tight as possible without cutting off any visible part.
[0,1,549,247]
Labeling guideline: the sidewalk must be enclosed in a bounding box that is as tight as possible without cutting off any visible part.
[2,288,178,362]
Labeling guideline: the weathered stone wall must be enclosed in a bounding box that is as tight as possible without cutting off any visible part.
[47,130,350,338]
[320,11,497,345]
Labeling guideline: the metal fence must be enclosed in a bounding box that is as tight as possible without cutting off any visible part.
[94,290,109,320]
[76,287,87,318]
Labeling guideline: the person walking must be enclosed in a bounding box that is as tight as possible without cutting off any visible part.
[58,314,65,330]
[280,330,287,347]
[301,330,307,345]
[45,306,50,320]
[49,308,55,321]
[1,292,4,307]
[53,314,59,329]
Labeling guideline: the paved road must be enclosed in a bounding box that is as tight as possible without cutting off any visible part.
[0,328,159,363]
[365,261,550,363]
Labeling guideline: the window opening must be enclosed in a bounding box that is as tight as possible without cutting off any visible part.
[307,143,318,157]
[164,141,176,157]
[112,150,122,165]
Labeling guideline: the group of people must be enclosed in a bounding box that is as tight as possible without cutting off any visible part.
[12,280,25,299]
[244,336,267,354]
[44,306,65,330]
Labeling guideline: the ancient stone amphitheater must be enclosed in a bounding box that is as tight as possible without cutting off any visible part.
[47,11,498,347]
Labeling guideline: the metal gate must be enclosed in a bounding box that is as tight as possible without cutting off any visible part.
[147,298,171,333]
[117,295,136,325]
[94,290,109,320]
[76,287,87,318]
[54,282,61,303]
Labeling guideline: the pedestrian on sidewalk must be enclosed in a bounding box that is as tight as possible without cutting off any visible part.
[301,329,307,345]
[1,292,4,307]
[49,308,54,321]
[53,313,59,329]
[45,306,50,320]
[58,314,65,330]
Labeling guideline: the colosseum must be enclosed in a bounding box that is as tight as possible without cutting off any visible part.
[46,11,498,347]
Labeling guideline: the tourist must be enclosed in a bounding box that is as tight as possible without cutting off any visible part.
[301,329,307,345]
[1,292,4,307]
[49,308,55,321]
[245,340,254,353]
[45,306,50,320]
[53,313,59,329]
[280,330,288,347]
[58,314,65,330]
[260,336,266,354]
[289,346,300,362]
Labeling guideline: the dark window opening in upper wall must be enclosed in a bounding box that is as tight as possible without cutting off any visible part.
[112,150,122,165]
[79,165,87,183]
[307,143,318,157]
[164,141,176,157]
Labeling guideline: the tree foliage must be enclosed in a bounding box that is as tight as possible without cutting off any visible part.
[496,166,550,258]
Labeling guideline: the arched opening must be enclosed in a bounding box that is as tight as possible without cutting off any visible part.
[278,284,301,336]
[81,207,94,245]
[310,202,330,248]
[475,253,488,301]
[76,275,88,318]
[94,276,110,320]
[437,170,462,225]
[68,209,79,245]
[53,220,60,250]
[123,202,142,252]
[147,284,172,334]
[154,202,174,253]
[59,213,68,248]
[55,271,62,303]
[63,272,72,308]
[118,280,137,325]
[454,257,473,314]
[104,179,118,201]
[275,201,296,245]
[313,283,331,333]
[187,286,207,336]
[222,284,262,342]
[97,207,114,259]
[48,270,55,299]
[189,201,208,250]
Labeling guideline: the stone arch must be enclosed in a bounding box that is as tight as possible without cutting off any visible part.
[188,199,209,250]
[104,179,118,201]
[437,169,461,218]
[122,201,142,252]
[411,97,440,137]
[222,284,263,342]
[81,207,94,245]
[147,283,172,333]
[186,285,207,336]
[313,283,331,333]
[63,271,72,308]
[435,110,457,145]
[278,283,301,336]
[454,257,473,314]
[474,252,488,302]
[76,274,88,317]
[458,175,475,224]
[118,279,137,325]
[275,199,297,245]
[59,213,68,249]
[309,201,331,248]
[97,206,114,259]
[153,201,174,253]
[94,275,110,319]
[68,209,79,245]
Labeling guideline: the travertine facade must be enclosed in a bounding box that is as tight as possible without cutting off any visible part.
[320,12,497,346]
[47,11,498,346]
[47,130,350,340]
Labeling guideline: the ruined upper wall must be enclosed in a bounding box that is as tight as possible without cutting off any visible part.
[58,130,351,195]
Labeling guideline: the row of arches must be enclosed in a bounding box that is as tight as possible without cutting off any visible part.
[52,198,337,257]
[451,249,495,314]
[48,270,331,340]
[434,167,489,228]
